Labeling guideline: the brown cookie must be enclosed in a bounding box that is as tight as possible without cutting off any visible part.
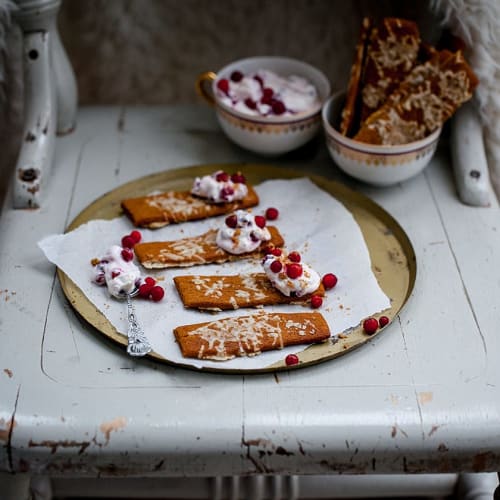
[173,312,331,361]
[174,273,325,311]
[134,226,284,269]
[121,185,259,228]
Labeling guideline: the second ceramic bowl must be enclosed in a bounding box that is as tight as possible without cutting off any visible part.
[322,91,442,186]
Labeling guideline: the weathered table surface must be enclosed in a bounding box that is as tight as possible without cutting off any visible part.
[1,105,500,483]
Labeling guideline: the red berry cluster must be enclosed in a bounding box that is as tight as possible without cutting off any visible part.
[283,270,339,367]
[121,230,142,248]
[362,315,390,335]
[224,213,267,230]
[215,170,246,184]
[253,75,287,115]
[138,276,165,302]
[264,249,339,310]
[225,206,279,232]
[120,231,141,260]
[266,249,303,279]
[118,230,165,302]
[214,171,246,201]
[216,72,289,116]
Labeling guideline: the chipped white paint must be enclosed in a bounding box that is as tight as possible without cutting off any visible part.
[99,416,127,445]
[451,101,492,207]
[0,105,500,499]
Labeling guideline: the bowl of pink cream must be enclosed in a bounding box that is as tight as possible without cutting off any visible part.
[196,56,331,155]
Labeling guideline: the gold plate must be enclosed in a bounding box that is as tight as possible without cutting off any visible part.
[58,164,416,372]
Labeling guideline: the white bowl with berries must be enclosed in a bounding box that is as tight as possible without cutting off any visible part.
[322,91,442,186]
[196,56,331,155]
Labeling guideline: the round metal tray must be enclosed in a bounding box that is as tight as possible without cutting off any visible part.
[58,164,416,372]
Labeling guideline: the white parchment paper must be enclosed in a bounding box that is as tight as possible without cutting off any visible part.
[39,178,390,370]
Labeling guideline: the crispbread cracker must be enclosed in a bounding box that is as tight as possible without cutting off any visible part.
[121,185,259,228]
[173,312,331,361]
[359,17,421,125]
[354,49,479,145]
[340,17,372,137]
[134,226,284,269]
[174,273,325,310]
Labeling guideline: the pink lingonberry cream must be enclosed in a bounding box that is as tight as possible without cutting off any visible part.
[262,249,320,297]
[191,170,248,203]
[216,69,320,118]
[92,244,142,298]
[216,209,271,255]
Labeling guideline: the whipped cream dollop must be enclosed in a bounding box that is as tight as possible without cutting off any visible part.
[216,69,320,118]
[191,170,248,204]
[262,250,321,297]
[216,210,271,255]
[92,245,141,298]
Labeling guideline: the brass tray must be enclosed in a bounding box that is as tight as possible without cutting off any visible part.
[58,164,416,372]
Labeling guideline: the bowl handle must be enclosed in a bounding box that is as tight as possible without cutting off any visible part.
[196,71,217,105]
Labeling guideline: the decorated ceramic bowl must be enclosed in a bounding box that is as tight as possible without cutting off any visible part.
[322,91,442,186]
[196,56,331,155]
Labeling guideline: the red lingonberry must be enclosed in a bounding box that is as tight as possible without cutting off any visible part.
[271,248,282,256]
[216,78,229,94]
[121,248,134,262]
[265,207,279,220]
[285,354,299,366]
[286,263,303,279]
[262,87,274,99]
[363,317,379,335]
[288,251,301,263]
[254,215,266,228]
[121,235,135,248]
[262,245,274,255]
[271,100,286,115]
[379,316,390,328]
[220,186,234,200]
[94,273,105,285]
[138,283,153,298]
[225,214,238,228]
[150,285,165,302]
[322,273,338,290]
[231,172,246,184]
[230,70,243,82]
[244,98,257,110]
[144,276,156,286]
[310,295,323,309]
[253,75,264,87]
[215,171,229,182]
[111,270,121,279]
[270,260,283,273]
[130,230,142,243]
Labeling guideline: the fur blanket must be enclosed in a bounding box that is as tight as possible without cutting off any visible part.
[431,0,500,196]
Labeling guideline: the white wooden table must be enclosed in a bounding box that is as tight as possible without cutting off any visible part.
[1,105,500,499]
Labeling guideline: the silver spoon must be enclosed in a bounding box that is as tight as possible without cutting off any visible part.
[117,287,152,357]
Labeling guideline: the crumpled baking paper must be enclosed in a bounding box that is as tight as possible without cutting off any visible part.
[38,178,390,370]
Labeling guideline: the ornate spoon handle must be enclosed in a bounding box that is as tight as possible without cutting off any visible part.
[126,293,152,357]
